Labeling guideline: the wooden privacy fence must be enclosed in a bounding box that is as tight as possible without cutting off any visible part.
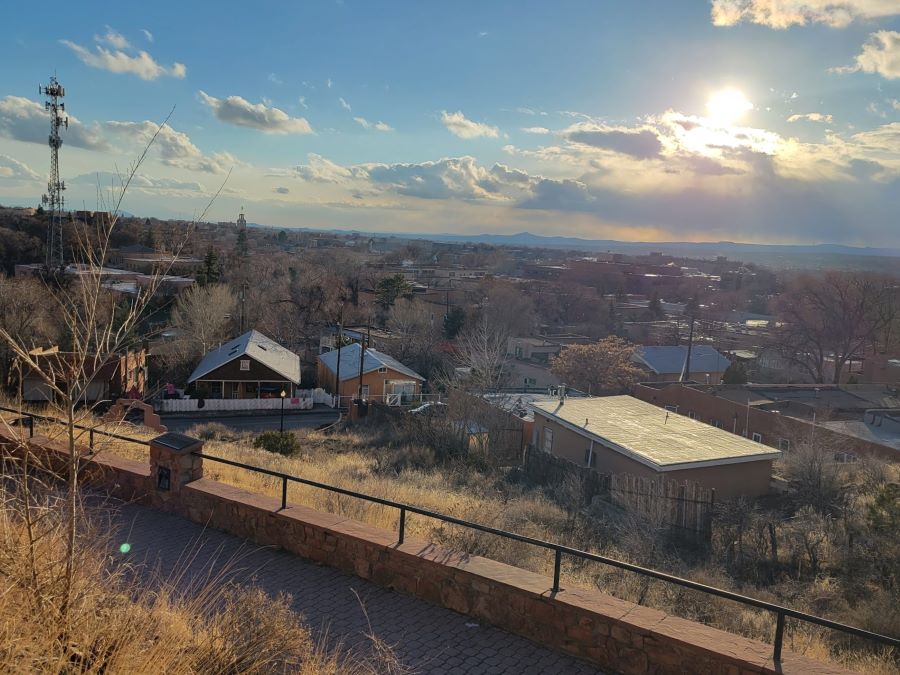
[609,473,714,538]
[522,447,715,539]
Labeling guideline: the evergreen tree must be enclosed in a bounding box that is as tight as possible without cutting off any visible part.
[443,306,466,339]
[202,246,221,284]
[236,227,248,257]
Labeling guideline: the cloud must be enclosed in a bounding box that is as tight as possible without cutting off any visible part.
[103,120,235,173]
[562,122,664,159]
[268,73,283,85]
[367,157,525,200]
[141,29,153,43]
[69,171,204,195]
[339,97,352,112]
[787,112,834,123]
[95,27,130,50]
[198,91,313,134]
[293,154,368,184]
[833,31,900,79]
[710,1,900,28]
[61,30,186,80]
[353,116,394,131]
[326,78,333,88]
[273,186,290,194]
[440,110,499,139]
[298,96,308,109]
[0,154,41,181]
[0,95,109,150]
[522,126,551,134]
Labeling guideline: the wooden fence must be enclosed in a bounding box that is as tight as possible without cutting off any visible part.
[522,447,715,539]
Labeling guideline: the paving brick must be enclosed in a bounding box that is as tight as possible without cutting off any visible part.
[107,498,604,675]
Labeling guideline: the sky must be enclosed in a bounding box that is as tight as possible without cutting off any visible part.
[0,1,898,245]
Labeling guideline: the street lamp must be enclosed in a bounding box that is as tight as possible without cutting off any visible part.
[280,389,287,432]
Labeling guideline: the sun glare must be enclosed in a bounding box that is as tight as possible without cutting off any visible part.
[706,88,753,125]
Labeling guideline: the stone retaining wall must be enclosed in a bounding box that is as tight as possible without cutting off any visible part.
[0,427,851,674]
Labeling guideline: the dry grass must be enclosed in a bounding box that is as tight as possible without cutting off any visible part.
[2,403,896,673]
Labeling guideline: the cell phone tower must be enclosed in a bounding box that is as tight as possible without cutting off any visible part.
[40,76,68,270]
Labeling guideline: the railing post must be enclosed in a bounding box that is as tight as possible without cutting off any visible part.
[27,415,34,438]
[398,506,406,545]
[552,548,562,593]
[89,428,94,449]
[281,476,288,510]
[773,611,785,662]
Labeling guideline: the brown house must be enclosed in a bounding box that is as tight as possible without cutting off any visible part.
[18,347,147,403]
[187,330,301,399]
[530,395,780,499]
[317,343,424,406]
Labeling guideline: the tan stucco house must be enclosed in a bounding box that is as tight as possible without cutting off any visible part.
[530,395,780,498]
[317,343,424,406]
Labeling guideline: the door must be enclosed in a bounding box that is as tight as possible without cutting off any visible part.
[360,384,369,400]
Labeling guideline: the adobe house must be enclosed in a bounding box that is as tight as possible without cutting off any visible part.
[317,343,424,406]
[530,395,781,499]
[18,347,147,403]
[187,330,300,399]
[633,345,730,383]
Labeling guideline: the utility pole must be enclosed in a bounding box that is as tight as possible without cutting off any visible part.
[679,315,695,382]
[334,319,343,409]
[41,76,67,270]
[356,323,370,415]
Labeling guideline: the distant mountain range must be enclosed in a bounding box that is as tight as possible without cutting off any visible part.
[411,232,900,259]
[248,222,900,270]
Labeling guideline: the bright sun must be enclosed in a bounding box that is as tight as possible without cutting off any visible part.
[706,88,753,125]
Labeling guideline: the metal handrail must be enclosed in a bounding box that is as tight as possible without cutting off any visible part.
[0,405,151,449]
[193,450,899,663]
[3,404,896,662]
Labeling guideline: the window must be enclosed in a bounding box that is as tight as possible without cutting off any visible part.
[524,377,536,386]
[687,411,696,419]
[665,405,678,413]
[778,438,790,451]
[752,432,763,443]
[542,427,554,453]
[239,359,250,371]
[584,447,597,468]
[711,419,722,428]
[378,366,387,373]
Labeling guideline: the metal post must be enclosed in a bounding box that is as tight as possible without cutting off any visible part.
[280,394,285,432]
[281,476,288,510]
[398,507,406,545]
[552,549,562,592]
[89,428,94,449]
[28,415,34,438]
[773,611,785,662]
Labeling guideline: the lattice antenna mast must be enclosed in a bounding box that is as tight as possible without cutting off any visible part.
[40,76,67,269]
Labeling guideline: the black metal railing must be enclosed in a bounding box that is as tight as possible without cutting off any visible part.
[0,405,151,450]
[3,404,897,662]
[194,450,899,663]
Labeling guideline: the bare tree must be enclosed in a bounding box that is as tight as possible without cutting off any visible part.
[550,337,643,394]
[0,115,227,633]
[158,283,237,378]
[773,272,897,384]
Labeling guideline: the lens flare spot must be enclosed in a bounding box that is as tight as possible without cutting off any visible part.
[119,543,132,554]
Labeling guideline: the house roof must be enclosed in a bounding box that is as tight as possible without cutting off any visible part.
[531,395,780,471]
[318,343,425,381]
[188,330,301,385]
[634,345,730,376]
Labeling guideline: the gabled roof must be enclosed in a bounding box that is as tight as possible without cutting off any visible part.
[188,330,301,384]
[318,343,425,381]
[634,345,730,376]
[531,395,780,471]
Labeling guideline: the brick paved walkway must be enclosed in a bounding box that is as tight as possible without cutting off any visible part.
[110,501,604,675]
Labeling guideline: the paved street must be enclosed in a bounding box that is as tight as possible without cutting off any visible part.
[161,410,340,433]
[110,500,603,674]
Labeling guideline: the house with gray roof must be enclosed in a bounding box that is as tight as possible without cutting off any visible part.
[188,330,301,399]
[633,345,730,383]
[317,343,424,406]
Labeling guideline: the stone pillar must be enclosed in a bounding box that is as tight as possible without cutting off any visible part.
[149,432,204,511]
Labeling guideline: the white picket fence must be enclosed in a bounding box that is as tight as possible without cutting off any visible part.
[160,388,335,413]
